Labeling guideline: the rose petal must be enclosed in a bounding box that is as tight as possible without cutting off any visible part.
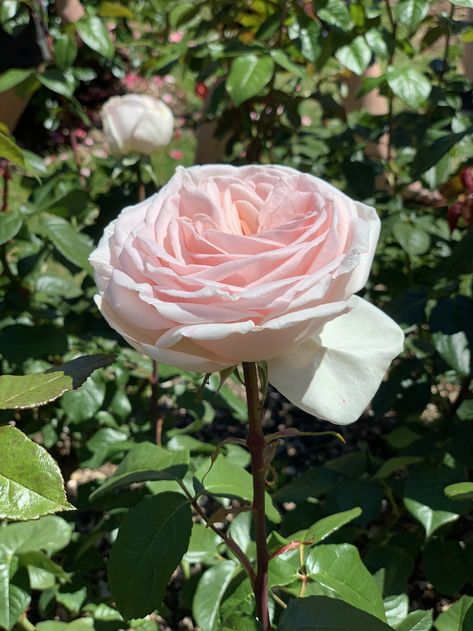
[267,296,404,425]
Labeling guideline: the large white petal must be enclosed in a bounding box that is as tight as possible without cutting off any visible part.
[267,296,404,425]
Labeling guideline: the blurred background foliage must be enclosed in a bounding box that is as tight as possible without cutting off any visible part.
[0,0,473,629]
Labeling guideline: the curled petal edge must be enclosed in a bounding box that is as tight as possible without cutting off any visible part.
[267,296,404,425]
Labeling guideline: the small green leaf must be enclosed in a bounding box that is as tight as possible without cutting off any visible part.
[0,211,23,245]
[278,596,394,631]
[226,55,274,106]
[394,609,433,631]
[0,130,25,166]
[184,523,221,564]
[387,66,431,108]
[97,2,134,18]
[432,332,471,376]
[54,34,78,69]
[0,427,74,520]
[37,213,93,272]
[422,539,467,595]
[292,507,362,544]
[434,595,473,631]
[60,374,105,423]
[76,16,115,59]
[304,544,386,621]
[108,492,192,618]
[193,561,237,631]
[412,127,473,177]
[90,442,189,501]
[394,0,430,28]
[335,36,372,75]
[404,465,466,537]
[37,67,77,97]
[445,481,473,501]
[393,223,431,257]
[0,67,34,92]
[0,372,72,409]
[196,455,280,523]
[316,0,351,28]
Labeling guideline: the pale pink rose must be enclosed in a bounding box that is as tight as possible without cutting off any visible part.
[101,94,174,156]
[90,165,403,424]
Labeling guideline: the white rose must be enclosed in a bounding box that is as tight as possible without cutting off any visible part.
[101,94,174,156]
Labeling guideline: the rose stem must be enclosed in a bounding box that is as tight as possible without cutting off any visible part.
[243,362,270,630]
[136,159,146,203]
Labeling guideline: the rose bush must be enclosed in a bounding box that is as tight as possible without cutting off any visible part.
[90,164,403,424]
[101,93,174,156]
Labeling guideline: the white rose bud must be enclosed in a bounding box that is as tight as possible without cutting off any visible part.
[101,93,174,156]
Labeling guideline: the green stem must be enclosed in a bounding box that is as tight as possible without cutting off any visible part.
[440,4,455,82]
[243,362,270,630]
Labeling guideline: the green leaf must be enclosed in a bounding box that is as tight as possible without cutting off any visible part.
[226,55,274,106]
[37,68,77,98]
[394,0,430,28]
[445,481,473,501]
[0,68,34,92]
[335,36,372,75]
[76,16,115,60]
[386,66,431,108]
[196,455,280,523]
[90,442,189,501]
[393,223,431,257]
[38,213,93,272]
[394,609,433,631]
[373,457,423,479]
[0,549,30,631]
[292,507,362,544]
[54,34,78,69]
[432,332,471,376]
[184,523,221,564]
[193,561,237,631]
[449,0,473,6]
[434,595,473,631]
[97,2,134,18]
[422,539,467,596]
[108,492,192,619]
[0,426,74,520]
[412,127,473,177]
[269,50,305,78]
[404,465,466,537]
[0,211,23,245]
[0,130,25,166]
[315,0,351,28]
[0,372,72,409]
[278,596,394,631]
[304,544,386,621]
[60,374,105,423]
[0,515,72,554]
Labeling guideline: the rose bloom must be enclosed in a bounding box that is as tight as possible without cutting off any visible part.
[90,165,404,424]
[101,94,174,156]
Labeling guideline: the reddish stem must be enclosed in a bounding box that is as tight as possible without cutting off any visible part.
[1,162,10,212]
[243,362,270,630]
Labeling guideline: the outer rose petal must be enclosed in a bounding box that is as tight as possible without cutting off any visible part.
[267,296,404,425]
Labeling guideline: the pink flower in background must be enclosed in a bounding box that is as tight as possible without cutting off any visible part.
[161,93,174,105]
[90,165,403,425]
[301,116,312,127]
[168,31,183,43]
[169,149,184,160]
[123,73,141,90]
